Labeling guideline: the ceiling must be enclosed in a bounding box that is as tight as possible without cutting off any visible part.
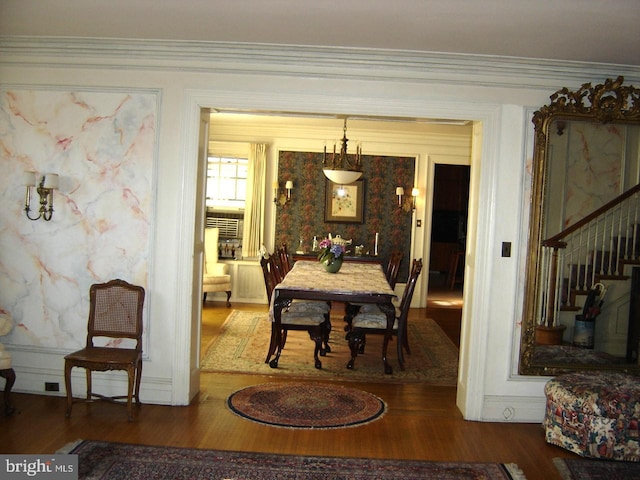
[2,0,639,66]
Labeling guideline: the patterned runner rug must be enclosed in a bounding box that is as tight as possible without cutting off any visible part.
[59,440,528,479]
[227,382,386,429]
[201,310,458,384]
[553,457,640,479]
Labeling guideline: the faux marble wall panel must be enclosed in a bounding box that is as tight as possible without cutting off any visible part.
[0,89,157,350]
[563,123,625,228]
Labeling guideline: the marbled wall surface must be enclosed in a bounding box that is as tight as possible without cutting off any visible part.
[0,89,157,350]
[563,123,625,228]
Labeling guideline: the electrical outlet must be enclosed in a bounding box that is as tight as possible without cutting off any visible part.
[45,382,60,392]
[501,242,511,257]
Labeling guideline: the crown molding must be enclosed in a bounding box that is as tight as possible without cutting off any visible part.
[1,36,639,90]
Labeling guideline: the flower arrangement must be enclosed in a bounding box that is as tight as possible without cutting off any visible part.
[317,238,346,265]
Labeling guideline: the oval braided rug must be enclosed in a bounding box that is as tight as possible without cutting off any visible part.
[227,382,386,429]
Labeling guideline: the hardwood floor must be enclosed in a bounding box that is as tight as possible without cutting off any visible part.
[0,297,572,480]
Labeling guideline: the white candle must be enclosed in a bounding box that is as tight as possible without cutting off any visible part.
[374,232,379,256]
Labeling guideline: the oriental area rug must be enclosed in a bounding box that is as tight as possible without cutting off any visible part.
[201,310,458,385]
[227,382,386,429]
[59,440,528,480]
[553,457,640,479]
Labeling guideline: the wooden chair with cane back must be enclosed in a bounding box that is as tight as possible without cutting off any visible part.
[64,279,145,421]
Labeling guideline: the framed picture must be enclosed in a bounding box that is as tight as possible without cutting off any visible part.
[324,179,365,223]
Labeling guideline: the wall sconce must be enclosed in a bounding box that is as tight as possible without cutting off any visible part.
[273,180,294,206]
[24,171,58,221]
[395,187,405,207]
[396,186,419,212]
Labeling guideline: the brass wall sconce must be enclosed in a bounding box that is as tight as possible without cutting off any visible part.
[24,171,58,221]
[273,180,293,206]
[396,186,419,212]
[396,186,405,207]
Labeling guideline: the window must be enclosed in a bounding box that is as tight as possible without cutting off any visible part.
[206,156,248,210]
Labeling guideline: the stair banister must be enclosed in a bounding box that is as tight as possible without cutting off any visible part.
[539,183,640,329]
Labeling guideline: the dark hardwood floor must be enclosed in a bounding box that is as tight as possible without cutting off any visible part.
[0,288,572,480]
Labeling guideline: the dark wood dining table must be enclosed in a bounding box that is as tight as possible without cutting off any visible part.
[270,260,399,373]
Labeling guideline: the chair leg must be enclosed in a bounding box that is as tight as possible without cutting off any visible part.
[64,362,73,418]
[346,331,365,369]
[343,303,360,333]
[308,325,323,369]
[269,328,287,368]
[134,360,143,406]
[225,291,231,307]
[126,366,135,421]
[265,325,279,364]
[403,333,411,355]
[321,317,331,355]
[85,369,92,400]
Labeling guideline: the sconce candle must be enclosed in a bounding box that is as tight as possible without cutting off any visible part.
[411,187,419,211]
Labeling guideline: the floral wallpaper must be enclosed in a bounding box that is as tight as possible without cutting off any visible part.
[276,151,415,281]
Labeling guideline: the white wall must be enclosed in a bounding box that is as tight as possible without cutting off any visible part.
[1,37,639,421]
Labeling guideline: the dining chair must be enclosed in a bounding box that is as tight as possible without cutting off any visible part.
[343,251,403,333]
[275,243,293,276]
[64,279,145,421]
[385,250,404,289]
[346,258,423,371]
[260,254,331,368]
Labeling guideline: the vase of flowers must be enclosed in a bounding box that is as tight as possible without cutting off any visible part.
[317,238,346,273]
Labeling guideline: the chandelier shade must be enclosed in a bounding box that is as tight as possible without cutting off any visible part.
[322,168,362,185]
[322,118,362,184]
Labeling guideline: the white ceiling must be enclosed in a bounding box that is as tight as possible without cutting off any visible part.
[2,0,639,66]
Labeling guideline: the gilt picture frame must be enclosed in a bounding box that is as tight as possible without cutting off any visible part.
[324,180,365,223]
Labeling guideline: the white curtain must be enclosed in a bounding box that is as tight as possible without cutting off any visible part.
[243,143,266,257]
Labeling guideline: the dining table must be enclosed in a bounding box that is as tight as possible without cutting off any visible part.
[270,260,399,373]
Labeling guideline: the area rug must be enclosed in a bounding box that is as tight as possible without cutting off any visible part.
[226,382,386,429]
[553,457,640,479]
[202,310,458,385]
[58,440,528,479]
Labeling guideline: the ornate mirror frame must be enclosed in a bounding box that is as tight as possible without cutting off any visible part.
[520,76,640,375]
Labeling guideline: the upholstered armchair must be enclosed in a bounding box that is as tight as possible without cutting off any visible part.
[203,228,232,307]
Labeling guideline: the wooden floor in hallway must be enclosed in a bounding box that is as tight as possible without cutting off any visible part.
[0,299,573,480]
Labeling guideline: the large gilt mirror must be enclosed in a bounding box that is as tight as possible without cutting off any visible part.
[520,77,640,375]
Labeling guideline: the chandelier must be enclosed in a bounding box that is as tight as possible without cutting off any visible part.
[322,118,363,185]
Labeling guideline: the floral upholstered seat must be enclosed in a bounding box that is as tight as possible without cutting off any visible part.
[543,372,640,461]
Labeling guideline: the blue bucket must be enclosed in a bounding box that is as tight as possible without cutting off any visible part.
[573,315,595,349]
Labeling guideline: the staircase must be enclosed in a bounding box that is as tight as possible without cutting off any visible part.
[538,184,640,358]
